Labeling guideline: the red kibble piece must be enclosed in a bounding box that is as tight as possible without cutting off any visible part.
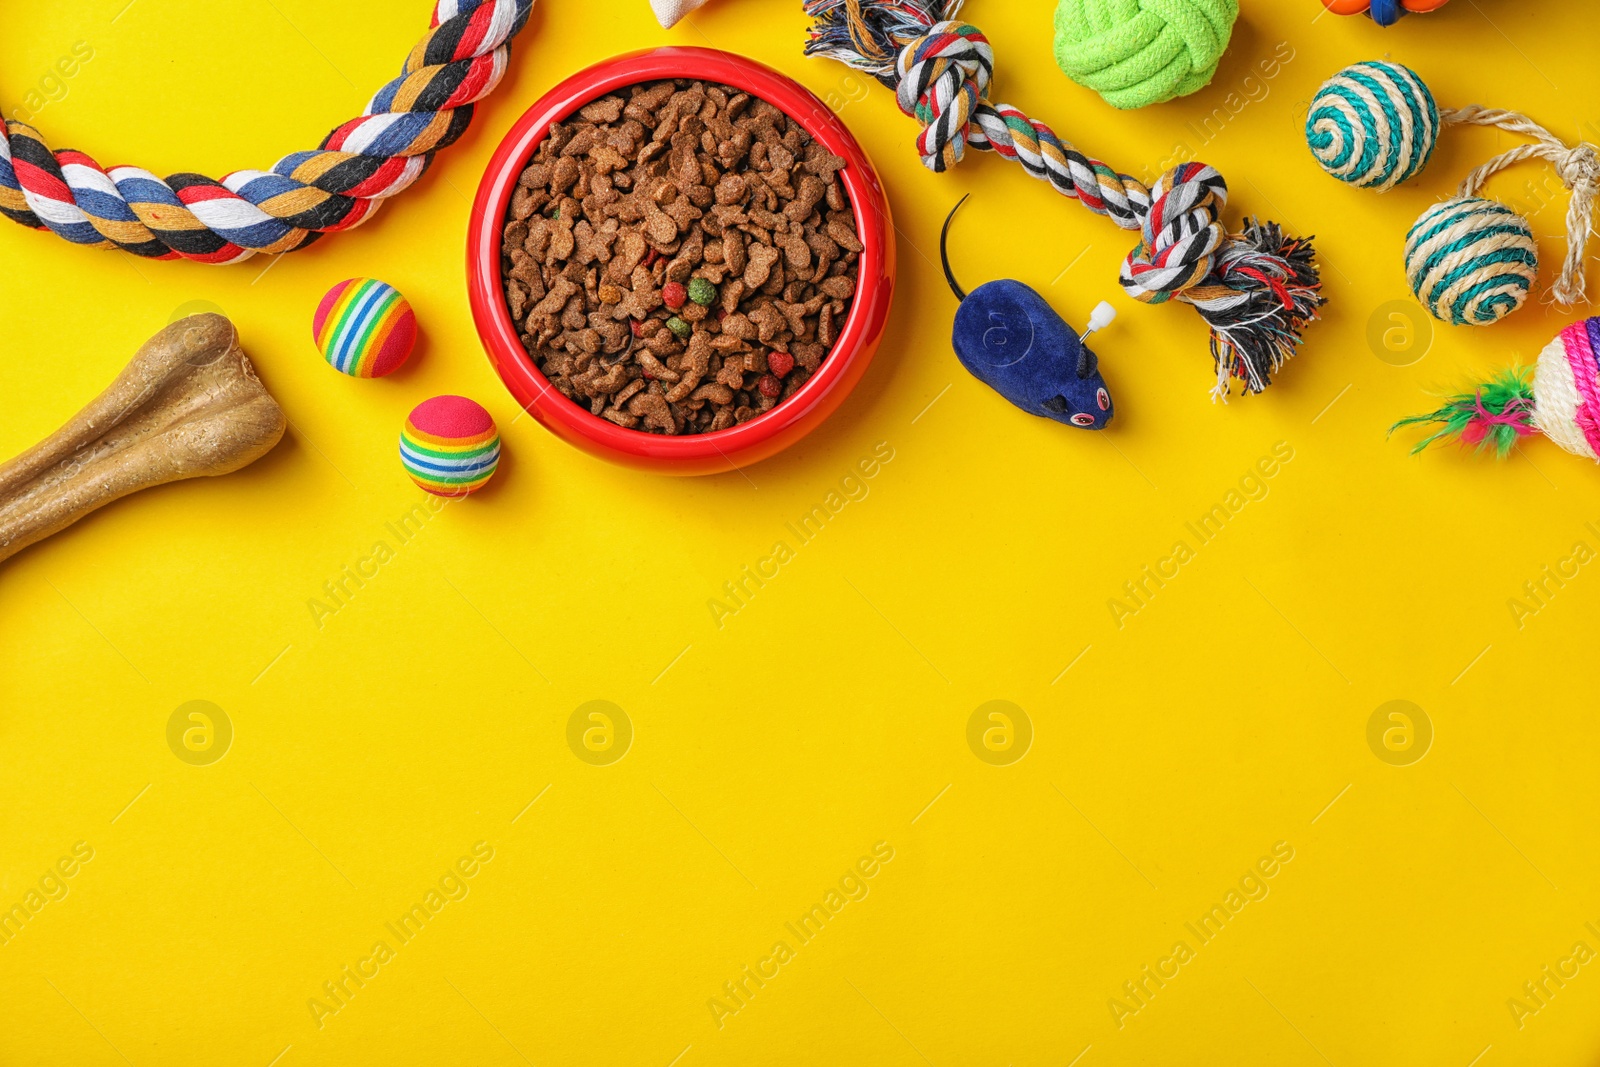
[767,351,795,378]
[757,374,782,399]
[662,282,687,310]
[644,248,662,267]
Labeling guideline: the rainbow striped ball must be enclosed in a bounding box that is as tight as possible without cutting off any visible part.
[400,396,501,496]
[1404,197,1538,326]
[313,278,417,377]
[1306,61,1439,192]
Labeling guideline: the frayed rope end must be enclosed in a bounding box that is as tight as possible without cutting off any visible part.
[1189,219,1325,398]
[801,0,964,86]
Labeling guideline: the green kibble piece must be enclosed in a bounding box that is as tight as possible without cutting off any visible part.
[687,277,717,306]
[667,317,691,340]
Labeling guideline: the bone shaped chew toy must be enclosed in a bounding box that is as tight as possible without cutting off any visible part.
[941,198,1117,429]
[0,314,286,565]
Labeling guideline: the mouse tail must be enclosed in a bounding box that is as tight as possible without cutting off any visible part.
[940,196,970,302]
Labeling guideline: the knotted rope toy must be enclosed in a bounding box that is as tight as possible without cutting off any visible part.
[803,0,1323,399]
[1320,0,1452,27]
[0,0,534,264]
[1393,318,1600,463]
[1052,0,1238,110]
[1307,61,1599,327]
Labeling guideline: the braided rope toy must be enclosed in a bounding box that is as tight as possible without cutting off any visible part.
[1393,318,1600,463]
[0,0,533,264]
[804,0,1324,399]
[1307,61,1599,326]
[1320,0,1452,27]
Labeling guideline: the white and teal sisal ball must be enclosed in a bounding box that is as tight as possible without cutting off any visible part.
[1404,197,1538,326]
[1306,61,1439,192]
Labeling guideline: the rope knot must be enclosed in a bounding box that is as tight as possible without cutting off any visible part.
[1122,164,1324,398]
[1119,163,1227,303]
[1053,0,1238,109]
[1557,141,1600,193]
[1552,139,1600,306]
[895,21,993,172]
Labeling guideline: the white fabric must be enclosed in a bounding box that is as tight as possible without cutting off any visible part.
[651,0,712,27]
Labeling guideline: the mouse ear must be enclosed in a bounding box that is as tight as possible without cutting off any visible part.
[1041,396,1070,414]
[1077,345,1099,379]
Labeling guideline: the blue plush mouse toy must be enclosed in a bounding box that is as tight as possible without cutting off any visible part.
[941,197,1117,429]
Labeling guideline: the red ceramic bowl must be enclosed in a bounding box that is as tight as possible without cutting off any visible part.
[467,47,895,476]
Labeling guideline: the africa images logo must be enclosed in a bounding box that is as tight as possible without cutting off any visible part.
[707,842,895,1029]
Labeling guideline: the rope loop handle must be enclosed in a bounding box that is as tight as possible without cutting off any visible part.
[1443,105,1599,306]
[0,0,534,264]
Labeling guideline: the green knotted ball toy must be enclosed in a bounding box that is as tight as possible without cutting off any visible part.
[1054,0,1239,110]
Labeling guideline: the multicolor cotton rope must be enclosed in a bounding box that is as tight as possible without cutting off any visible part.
[804,0,1323,398]
[0,0,534,264]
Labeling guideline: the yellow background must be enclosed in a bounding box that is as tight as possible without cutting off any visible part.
[3,1,1599,1064]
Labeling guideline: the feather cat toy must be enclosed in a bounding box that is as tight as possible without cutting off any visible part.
[1394,317,1600,462]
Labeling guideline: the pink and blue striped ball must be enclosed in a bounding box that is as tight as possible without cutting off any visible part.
[312,278,417,378]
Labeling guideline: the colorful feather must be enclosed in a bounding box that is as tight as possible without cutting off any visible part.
[1390,368,1537,457]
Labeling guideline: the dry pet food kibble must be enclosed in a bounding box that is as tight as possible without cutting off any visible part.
[500,79,863,436]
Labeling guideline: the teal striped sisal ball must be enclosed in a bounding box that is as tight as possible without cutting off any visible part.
[1306,61,1439,192]
[1405,197,1538,326]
